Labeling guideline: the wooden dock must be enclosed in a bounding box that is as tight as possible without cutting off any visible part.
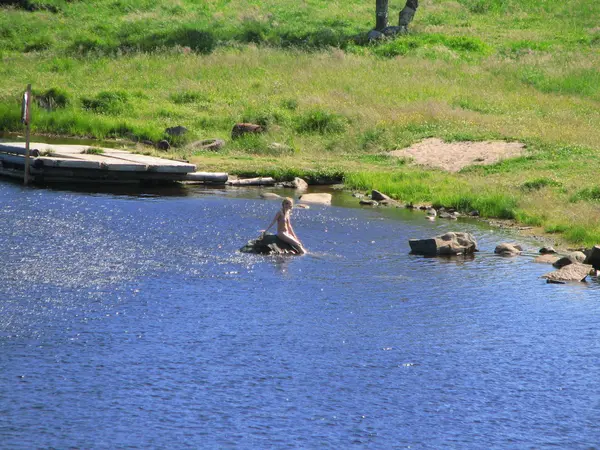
[0,142,228,185]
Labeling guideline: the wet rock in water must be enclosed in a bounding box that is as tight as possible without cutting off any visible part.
[240,233,301,255]
[534,254,560,264]
[494,243,523,256]
[409,232,478,256]
[438,211,459,220]
[277,177,308,191]
[299,193,332,205]
[379,199,403,207]
[370,190,403,207]
[360,199,379,206]
[542,263,593,284]
[584,245,600,269]
[260,192,282,200]
[553,251,586,269]
[539,246,557,254]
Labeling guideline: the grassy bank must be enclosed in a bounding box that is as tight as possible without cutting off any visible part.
[1,0,600,246]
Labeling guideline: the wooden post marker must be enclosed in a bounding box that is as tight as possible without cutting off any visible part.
[21,84,32,185]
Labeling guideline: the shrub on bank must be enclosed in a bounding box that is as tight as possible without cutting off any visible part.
[0,103,22,131]
[296,109,347,135]
[81,91,131,116]
[371,34,491,59]
[33,87,70,110]
[520,177,562,191]
[242,106,292,129]
[570,186,600,203]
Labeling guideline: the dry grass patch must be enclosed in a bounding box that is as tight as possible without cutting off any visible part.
[389,138,527,172]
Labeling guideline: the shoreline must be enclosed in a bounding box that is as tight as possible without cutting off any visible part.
[0,163,581,259]
[1,134,597,251]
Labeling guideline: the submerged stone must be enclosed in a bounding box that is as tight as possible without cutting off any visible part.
[534,254,560,265]
[240,233,301,255]
[494,243,523,256]
[260,192,283,200]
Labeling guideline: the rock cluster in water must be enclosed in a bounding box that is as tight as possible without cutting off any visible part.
[539,246,600,283]
[409,232,600,284]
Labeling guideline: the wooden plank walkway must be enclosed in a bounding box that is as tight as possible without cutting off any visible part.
[0,142,227,184]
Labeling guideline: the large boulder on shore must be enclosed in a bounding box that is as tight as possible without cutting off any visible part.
[409,232,478,256]
[371,189,390,202]
[240,233,301,255]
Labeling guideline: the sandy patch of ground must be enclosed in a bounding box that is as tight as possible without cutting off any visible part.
[388,138,527,172]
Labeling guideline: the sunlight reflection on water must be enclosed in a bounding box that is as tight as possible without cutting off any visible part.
[1,181,599,448]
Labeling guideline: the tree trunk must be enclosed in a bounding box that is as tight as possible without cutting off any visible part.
[399,0,419,27]
[375,0,389,31]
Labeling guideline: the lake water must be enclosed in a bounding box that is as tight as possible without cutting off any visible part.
[1,180,599,449]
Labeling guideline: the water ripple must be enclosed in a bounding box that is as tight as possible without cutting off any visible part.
[1,182,599,448]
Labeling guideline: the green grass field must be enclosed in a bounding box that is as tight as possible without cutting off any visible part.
[1,0,600,246]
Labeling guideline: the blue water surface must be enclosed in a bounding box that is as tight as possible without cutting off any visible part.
[0,181,599,449]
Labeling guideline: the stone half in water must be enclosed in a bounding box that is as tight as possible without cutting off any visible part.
[408,232,478,256]
[541,263,593,284]
[240,233,301,255]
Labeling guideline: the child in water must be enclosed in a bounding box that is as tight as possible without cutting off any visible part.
[261,197,306,254]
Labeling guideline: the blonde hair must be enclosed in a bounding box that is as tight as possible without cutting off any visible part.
[282,197,293,209]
